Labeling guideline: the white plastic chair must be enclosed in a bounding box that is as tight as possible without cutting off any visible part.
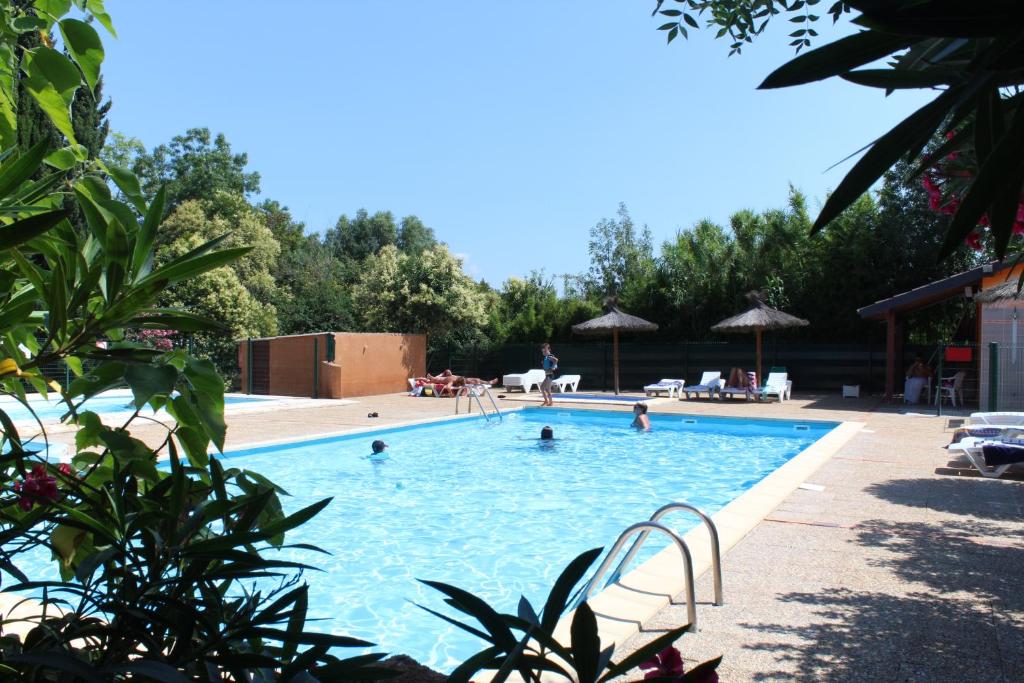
[948,436,1024,478]
[682,372,722,400]
[934,371,966,407]
[502,369,546,393]
[760,372,790,403]
[644,379,685,398]
[551,375,581,392]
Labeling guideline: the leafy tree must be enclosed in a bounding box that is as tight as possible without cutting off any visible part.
[131,127,261,207]
[325,208,399,262]
[585,202,656,301]
[155,195,281,380]
[353,244,491,346]
[99,130,145,169]
[259,197,307,257]
[276,236,357,334]
[397,214,439,254]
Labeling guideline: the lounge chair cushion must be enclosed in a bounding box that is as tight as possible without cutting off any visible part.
[983,443,1024,467]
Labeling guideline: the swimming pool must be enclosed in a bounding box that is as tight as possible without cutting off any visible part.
[218,408,836,670]
[0,391,272,424]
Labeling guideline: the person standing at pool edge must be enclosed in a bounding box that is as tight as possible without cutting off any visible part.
[540,342,558,407]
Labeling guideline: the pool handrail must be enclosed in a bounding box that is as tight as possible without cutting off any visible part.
[608,502,723,607]
[574,520,698,632]
[455,385,503,422]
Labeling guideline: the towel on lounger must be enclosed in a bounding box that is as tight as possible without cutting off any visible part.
[982,443,1024,467]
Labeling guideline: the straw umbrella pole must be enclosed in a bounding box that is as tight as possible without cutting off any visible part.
[572,299,658,395]
[710,293,809,384]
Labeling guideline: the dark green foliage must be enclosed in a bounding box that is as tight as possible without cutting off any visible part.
[131,127,261,208]
[277,236,357,334]
[419,547,719,683]
[397,215,439,255]
[325,208,399,262]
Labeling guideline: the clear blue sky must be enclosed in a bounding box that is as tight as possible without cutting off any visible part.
[102,1,932,285]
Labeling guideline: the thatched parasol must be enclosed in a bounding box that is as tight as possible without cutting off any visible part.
[572,299,658,395]
[976,279,1024,304]
[710,292,809,385]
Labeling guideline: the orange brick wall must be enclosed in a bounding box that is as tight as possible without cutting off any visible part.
[237,332,426,398]
[335,333,426,398]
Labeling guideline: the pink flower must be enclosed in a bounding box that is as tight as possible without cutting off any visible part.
[58,463,73,477]
[965,231,983,251]
[640,647,685,680]
[14,464,59,511]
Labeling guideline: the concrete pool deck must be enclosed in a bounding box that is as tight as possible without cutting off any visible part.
[41,390,1024,680]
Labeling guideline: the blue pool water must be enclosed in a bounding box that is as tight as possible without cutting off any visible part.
[220,408,836,670]
[0,392,271,423]
[10,407,836,670]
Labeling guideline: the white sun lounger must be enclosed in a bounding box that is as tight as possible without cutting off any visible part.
[758,372,791,402]
[502,369,546,393]
[719,379,753,401]
[968,412,1024,427]
[644,379,685,398]
[551,374,581,392]
[948,436,1024,478]
[682,372,721,400]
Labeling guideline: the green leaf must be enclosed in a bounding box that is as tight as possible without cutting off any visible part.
[124,364,178,408]
[0,209,68,250]
[32,0,72,27]
[85,0,116,36]
[21,47,81,144]
[841,68,961,90]
[541,547,603,631]
[103,164,146,214]
[0,140,49,197]
[58,19,103,93]
[126,309,227,333]
[6,652,102,683]
[420,579,518,650]
[570,602,601,683]
[131,185,165,279]
[759,30,916,89]
[141,245,252,287]
[598,625,690,681]
[812,84,967,234]
[44,145,80,170]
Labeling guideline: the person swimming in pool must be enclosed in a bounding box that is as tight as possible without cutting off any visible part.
[540,425,554,440]
[367,439,389,463]
[631,403,651,431]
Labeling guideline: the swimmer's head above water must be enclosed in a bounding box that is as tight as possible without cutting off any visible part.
[540,426,554,440]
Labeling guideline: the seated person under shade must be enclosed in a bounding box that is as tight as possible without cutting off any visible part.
[904,355,932,404]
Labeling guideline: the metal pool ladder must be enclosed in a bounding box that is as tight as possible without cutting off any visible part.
[573,502,722,632]
[455,385,503,422]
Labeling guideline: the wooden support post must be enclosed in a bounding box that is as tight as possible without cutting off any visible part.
[613,328,620,395]
[755,328,763,388]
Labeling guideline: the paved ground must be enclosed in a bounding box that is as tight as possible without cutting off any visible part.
[615,397,1024,682]
[42,390,1023,681]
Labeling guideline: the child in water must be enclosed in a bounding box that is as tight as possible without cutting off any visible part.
[632,403,651,430]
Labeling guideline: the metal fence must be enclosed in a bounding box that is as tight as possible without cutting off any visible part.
[431,341,935,394]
